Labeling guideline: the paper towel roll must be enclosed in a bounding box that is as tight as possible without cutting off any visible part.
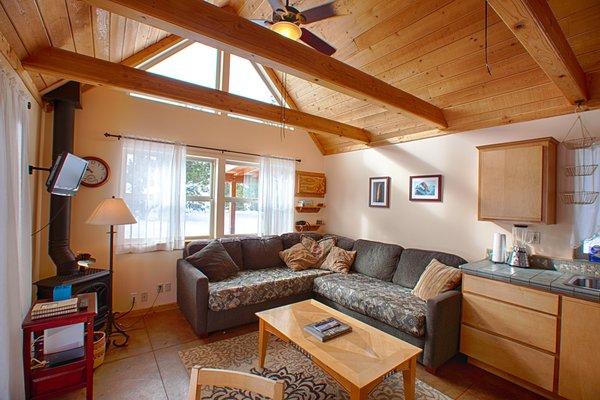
[492,233,506,263]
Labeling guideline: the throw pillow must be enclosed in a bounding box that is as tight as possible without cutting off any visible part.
[412,259,462,300]
[301,235,336,266]
[185,240,239,282]
[321,246,356,273]
[279,243,319,271]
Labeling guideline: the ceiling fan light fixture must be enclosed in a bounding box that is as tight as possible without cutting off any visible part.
[271,21,302,41]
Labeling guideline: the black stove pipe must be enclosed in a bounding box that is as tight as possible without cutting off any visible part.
[43,82,81,276]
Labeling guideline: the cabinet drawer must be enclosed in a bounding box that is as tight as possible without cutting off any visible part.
[462,292,557,352]
[461,324,555,391]
[463,274,558,315]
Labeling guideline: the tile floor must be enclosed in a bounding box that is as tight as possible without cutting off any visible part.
[60,308,544,399]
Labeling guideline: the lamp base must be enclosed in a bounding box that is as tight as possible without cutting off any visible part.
[105,311,129,348]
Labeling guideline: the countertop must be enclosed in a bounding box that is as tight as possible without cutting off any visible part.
[460,259,600,302]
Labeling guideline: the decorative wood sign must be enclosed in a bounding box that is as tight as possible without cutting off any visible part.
[296,171,326,198]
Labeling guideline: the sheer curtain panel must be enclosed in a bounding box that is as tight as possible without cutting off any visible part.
[0,66,32,399]
[117,138,186,253]
[258,157,295,235]
[570,145,600,247]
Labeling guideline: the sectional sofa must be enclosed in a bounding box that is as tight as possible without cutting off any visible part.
[177,232,466,370]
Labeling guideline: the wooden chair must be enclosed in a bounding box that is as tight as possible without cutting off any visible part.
[187,367,285,400]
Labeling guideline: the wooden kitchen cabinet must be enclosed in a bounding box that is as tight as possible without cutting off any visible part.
[477,137,557,224]
[559,297,600,400]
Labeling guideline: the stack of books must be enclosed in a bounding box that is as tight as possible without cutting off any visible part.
[31,298,79,320]
[304,317,352,342]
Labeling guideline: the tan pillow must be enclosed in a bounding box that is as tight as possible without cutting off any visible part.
[301,235,336,266]
[412,259,462,301]
[279,243,319,271]
[321,246,356,273]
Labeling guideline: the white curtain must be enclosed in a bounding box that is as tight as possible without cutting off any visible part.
[258,157,295,235]
[569,145,600,248]
[117,138,186,253]
[0,66,32,399]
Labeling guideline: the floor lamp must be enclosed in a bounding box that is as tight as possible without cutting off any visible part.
[87,196,137,347]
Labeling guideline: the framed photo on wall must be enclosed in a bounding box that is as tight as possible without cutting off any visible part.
[369,177,390,207]
[409,174,442,202]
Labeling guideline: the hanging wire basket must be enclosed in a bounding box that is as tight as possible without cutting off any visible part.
[564,164,598,177]
[562,137,599,150]
[561,191,599,205]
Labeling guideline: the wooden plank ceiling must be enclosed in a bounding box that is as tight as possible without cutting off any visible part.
[0,0,170,92]
[2,0,600,155]
[229,0,600,154]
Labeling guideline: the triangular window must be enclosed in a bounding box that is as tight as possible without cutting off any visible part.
[228,54,279,105]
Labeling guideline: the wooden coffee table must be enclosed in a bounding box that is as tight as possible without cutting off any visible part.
[256,299,422,400]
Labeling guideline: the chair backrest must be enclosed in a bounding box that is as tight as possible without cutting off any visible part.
[188,367,284,400]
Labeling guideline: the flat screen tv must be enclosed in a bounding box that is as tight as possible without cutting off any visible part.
[46,152,89,196]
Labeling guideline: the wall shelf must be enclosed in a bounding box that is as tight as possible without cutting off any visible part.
[295,205,325,213]
[295,224,324,232]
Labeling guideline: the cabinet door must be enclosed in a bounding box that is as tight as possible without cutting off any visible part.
[478,144,543,222]
[559,297,600,400]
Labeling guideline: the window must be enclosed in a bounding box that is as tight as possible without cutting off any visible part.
[229,54,279,105]
[577,236,600,260]
[185,156,216,238]
[224,161,259,235]
[147,42,219,89]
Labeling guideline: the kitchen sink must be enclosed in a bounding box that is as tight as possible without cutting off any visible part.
[565,275,600,291]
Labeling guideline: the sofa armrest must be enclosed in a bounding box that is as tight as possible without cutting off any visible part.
[177,258,209,337]
[423,290,461,370]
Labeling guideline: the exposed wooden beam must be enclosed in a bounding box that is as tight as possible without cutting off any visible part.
[82,0,448,128]
[488,0,588,104]
[0,30,42,105]
[22,47,370,143]
[262,66,331,155]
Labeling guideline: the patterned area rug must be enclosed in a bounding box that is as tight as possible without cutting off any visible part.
[179,332,450,400]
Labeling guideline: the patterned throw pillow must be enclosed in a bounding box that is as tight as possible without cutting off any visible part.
[301,235,336,267]
[321,246,356,273]
[412,259,462,300]
[279,243,319,271]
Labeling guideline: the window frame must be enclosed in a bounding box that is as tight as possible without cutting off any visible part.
[184,154,217,240]
[223,159,260,237]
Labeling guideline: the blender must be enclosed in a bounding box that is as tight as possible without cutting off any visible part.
[508,225,531,268]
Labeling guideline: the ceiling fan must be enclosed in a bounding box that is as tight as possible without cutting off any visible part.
[252,0,339,56]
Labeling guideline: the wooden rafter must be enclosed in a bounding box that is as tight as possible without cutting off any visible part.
[22,47,371,143]
[261,66,329,155]
[82,0,448,128]
[0,30,42,105]
[488,0,588,104]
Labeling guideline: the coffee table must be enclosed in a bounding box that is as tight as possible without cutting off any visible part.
[256,299,422,400]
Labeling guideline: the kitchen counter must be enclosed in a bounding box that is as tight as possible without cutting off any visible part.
[460,259,600,302]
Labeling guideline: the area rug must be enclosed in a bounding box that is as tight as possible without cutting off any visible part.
[179,332,450,399]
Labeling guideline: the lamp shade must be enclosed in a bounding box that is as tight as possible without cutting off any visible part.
[86,197,137,226]
[271,21,302,41]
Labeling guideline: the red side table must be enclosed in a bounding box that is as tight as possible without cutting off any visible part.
[22,293,97,400]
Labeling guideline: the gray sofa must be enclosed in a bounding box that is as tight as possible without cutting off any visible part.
[177,232,466,370]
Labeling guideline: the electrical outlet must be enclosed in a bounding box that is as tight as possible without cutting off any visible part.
[165,283,172,292]
[157,284,164,293]
[130,292,138,304]
[141,292,148,302]
[531,232,541,244]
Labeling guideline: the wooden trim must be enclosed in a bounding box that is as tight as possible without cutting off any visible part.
[488,0,588,104]
[83,0,448,129]
[22,47,371,143]
[121,34,184,68]
[0,30,42,105]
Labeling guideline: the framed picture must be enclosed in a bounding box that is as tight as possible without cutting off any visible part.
[409,175,443,202]
[295,171,326,198]
[369,177,390,207]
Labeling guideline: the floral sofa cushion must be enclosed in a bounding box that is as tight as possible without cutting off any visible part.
[208,268,332,311]
[313,273,427,337]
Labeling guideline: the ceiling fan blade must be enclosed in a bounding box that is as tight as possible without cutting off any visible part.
[251,19,273,28]
[266,0,285,11]
[301,1,337,24]
[300,28,336,56]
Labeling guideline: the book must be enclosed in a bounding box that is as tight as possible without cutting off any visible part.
[31,298,79,320]
[304,317,352,342]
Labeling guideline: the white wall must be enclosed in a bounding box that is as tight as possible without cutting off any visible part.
[37,87,324,311]
[324,109,600,262]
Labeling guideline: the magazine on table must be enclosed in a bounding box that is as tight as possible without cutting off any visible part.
[304,317,352,342]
